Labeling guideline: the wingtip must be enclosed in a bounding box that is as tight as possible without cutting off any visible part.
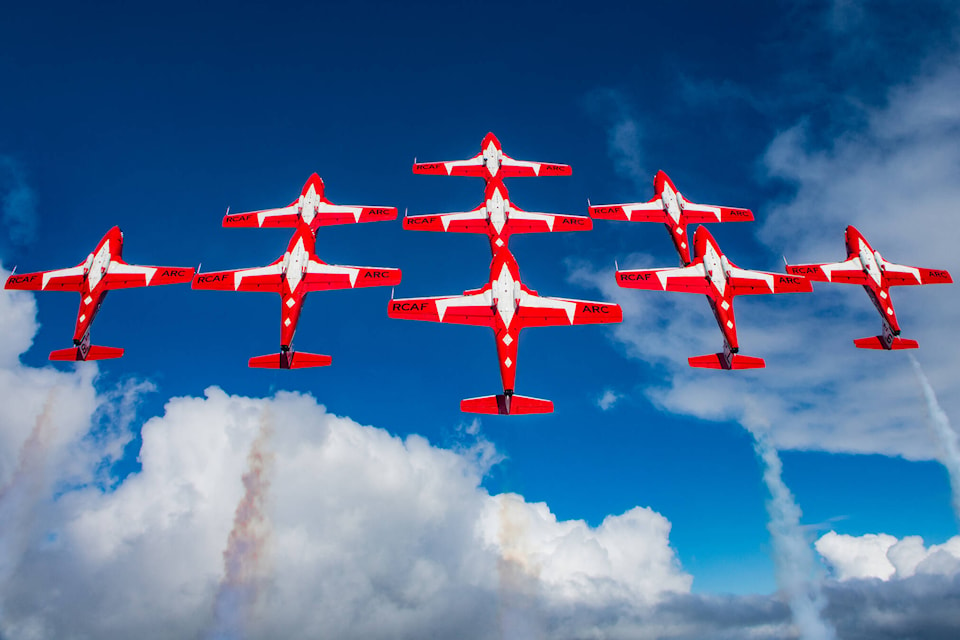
[391,287,395,300]
[614,259,619,272]
[196,262,202,275]
[403,207,408,218]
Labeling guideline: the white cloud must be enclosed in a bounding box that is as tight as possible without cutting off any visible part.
[597,388,622,411]
[584,88,647,189]
[0,276,693,640]
[816,531,960,581]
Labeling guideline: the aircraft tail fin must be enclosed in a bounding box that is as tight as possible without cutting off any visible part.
[49,345,124,361]
[688,352,765,370]
[248,351,332,369]
[854,335,919,350]
[460,394,554,415]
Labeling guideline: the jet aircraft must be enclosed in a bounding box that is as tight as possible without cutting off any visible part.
[4,226,194,361]
[785,225,952,350]
[616,226,811,369]
[221,173,398,229]
[412,132,572,181]
[193,219,401,368]
[388,249,622,414]
[589,170,754,265]
[402,179,592,253]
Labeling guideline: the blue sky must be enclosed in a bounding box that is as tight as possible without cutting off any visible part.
[2,1,960,638]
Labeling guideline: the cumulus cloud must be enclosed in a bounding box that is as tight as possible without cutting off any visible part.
[816,531,960,581]
[0,276,696,639]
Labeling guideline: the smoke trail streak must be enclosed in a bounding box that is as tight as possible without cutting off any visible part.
[208,410,275,640]
[909,354,960,521]
[496,494,544,640]
[752,431,836,640]
[0,392,57,592]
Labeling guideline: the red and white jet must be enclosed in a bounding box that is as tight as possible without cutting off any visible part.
[616,226,811,370]
[388,249,622,414]
[589,170,754,265]
[4,226,194,361]
[785,225,952,350]
[221,173,398,230]
[193,219,401,369]
[412,132,572,181]
[402,179,592,253]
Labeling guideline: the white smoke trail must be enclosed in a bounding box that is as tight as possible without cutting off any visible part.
[496,494,544,640]
[752,430,836,640]
[909,354,960,521]
[0,391,57,619]
[208,410,275,640]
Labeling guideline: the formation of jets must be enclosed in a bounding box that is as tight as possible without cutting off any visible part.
[193,173,400,368]
[3,134,953,411]
[396,136,619,413]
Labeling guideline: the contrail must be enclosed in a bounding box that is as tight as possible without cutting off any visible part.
[208,409,275,640]
[0,391,57,616]
[909,354,960,521]
[496,494,544,640]
[743,419,835,640]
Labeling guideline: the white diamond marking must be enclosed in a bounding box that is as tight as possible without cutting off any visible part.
[721,300,730,310]
[495,238,504,247]
[887,308,893,315]
[284,318,292,326]
[726,320,734,328]
[84,296,93,305]
[504,357,513,368]
[286,297,296,308]
[79,314,86,323]
[880,290,888,299]
[502,334,513,345]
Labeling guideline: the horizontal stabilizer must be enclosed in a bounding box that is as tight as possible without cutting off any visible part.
[853,336,919,350]
[49,345,124,361]
[460,394,554,415]
[248,351,332,369]
[688,352,765,370]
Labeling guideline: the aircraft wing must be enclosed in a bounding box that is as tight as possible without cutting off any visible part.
[496,157,572,178]
[508,209,593,233]
[413,156,487,177]
[103,262,195,290]
[192,262,284,293]
[388,290,495,327]
[4,264,87,291]
[223,203,397,228]
[303,260,401,291]
[726,267,812,295]
[616,263,711,293]
[785,257,869,284]
[412,156,571,178]
[680,202,754,223]
[516,292,622,327]
[223,202,300,228]
[590,200,665,222]
[403,206,489,233]
[879,260,953,286]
